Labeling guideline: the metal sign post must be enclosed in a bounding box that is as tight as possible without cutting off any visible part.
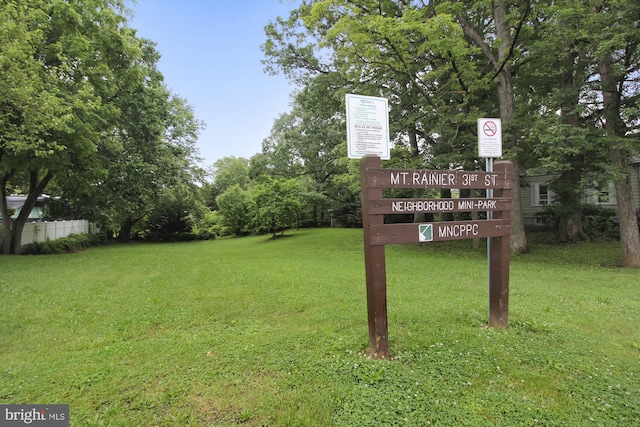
[478,118,504,327]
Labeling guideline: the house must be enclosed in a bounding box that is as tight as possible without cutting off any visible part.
[2,195,98,247]
[6,194,51,221]
[521,157,640,227]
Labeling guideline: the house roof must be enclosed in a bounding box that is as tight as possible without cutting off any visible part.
[7,195,51,209]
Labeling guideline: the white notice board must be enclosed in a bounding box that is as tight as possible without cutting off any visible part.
[346,94,390,160]
[478,118,502,158]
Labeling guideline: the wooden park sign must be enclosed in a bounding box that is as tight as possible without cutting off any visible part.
[360,155,513,358]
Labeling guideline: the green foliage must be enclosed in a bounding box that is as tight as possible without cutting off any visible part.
[207,173,325,238]
[204,156,252,212]
[210,156,251,193]
[252,177,305,236]
[581,205,620,241]
[21,233,103,255]
[258,77,347,227]
[144,185,205,239]
[536,204,619,241]
[0,1,204,252]
[325,157,362,227]
[43,198,78,220]
[1,229,638,425]
[82,87,204,240]
[262,0,640,261]
[215,184,252,236]
[191,210,223,239]
[0,0,132,252]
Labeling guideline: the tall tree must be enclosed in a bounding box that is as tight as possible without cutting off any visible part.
[0,0,134,254]
[527,0,640,264]
[216,184,252,236]
[252,177,305,237]
[211,156,251,193]
[0,1,203,249]
[592,0,640,268]
[261,75,345,224]
[263,0,640,263]
[264,0,532,251]
[68,54,203,242]
[82,38,170,239]
[517,0,602,241]
[453,0,534,253]
[205,156,250,210]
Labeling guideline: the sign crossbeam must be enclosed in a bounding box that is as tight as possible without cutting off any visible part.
[368,198,512,215]
[364,168,512,190]
[370,219,511,246]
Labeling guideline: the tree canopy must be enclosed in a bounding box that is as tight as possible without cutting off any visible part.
[2,0,638,267]
[261,0,640,267]
[0,0,204,252]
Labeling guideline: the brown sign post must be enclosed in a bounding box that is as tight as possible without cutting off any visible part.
[360,155,513,358]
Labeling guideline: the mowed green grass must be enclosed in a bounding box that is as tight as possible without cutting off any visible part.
[0,229,638,426]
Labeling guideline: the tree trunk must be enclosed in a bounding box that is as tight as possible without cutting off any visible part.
[1,171,15,254]
[412,189,426,223]
[556,168,584,242]
[408,128,419,158]
[494,1,527,254]
[611,152,640,268]
[8,219,27,255]
[1,170,53,255]
[1,188,13,255]
[118,216,135,242]
[599,53,640,268]
[559,210,582,242]
[556,49,586,242]
[458,0,529,253]
[508,165,528,253]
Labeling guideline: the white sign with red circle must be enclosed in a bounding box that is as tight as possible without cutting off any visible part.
[478,118,502,158]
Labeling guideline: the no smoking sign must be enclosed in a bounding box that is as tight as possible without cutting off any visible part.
[478,118,502,158]
[483,120,498,137]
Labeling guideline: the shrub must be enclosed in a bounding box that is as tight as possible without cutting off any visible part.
[535,204,618,241]
[215,185,252,236]
[580,205,618,240]
[193,210,229,238]
[22,233,103,255]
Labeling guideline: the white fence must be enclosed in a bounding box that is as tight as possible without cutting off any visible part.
[18,220,98,246]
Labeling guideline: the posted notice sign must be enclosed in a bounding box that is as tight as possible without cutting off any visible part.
[346,94,390,160]
[478,118,502,158]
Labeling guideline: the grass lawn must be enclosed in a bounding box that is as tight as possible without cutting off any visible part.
[1,228,638,426]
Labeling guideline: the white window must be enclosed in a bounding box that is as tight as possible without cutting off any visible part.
[531,183,554,206]
[589,182,616,205]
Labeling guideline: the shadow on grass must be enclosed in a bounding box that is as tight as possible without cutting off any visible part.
[258,229,310,242]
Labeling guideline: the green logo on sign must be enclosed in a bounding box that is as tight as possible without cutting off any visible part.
[418,224,433,242]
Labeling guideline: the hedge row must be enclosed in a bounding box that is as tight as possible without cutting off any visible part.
[22,233,104,255]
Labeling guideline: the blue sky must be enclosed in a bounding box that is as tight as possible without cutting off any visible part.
[128,0,299,167]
